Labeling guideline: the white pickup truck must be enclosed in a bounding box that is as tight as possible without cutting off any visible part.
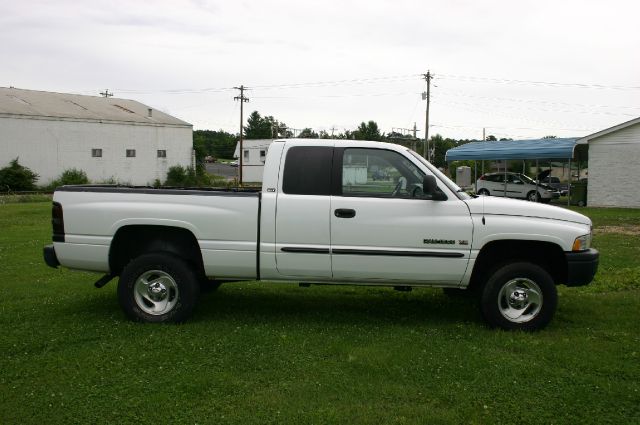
[43,139,599,331]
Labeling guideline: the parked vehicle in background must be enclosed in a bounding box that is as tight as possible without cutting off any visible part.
[537,170,569,196]
[476,172,560,202]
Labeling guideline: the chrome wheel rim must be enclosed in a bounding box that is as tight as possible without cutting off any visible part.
[528,192,538,202]
[497,278,543,323]
[133,270,179,315]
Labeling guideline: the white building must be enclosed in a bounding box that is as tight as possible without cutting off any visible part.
[0,87,193,186]
[578,116,640,208]
[233,139,274,183]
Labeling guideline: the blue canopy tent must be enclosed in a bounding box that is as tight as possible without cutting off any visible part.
[445,138,588,205]
[445,138,581,161]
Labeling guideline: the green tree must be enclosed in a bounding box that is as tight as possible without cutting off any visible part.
[244,111,272,139]
[0,158,39,191]
[354,121,382,141]
[244,111,290,139]
[297,128,319,138]
[486,135,497,141]
[318,130,331,139]
[193,130,237,159]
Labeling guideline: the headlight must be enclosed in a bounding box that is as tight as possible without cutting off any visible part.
[572,233,592,251]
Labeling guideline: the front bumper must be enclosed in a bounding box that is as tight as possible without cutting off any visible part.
[541,191,560,199]
[565,248,599,286]
[43,244,60,268]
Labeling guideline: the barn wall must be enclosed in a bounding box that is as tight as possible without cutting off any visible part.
[0,116,192,186]
[588,123,640,208]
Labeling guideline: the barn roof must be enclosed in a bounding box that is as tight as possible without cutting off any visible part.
[0,87,191,127]
[445,138,582,161]
[577,116,640,143]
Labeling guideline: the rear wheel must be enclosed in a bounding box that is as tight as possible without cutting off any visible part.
[480,262,557,331]
[118,253,200,323]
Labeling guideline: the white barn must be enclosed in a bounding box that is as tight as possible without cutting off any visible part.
[578,117,640,208]
[233,139,274,183]
[0,87,193,186]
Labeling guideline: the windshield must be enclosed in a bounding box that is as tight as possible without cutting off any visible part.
[520,174,536,184]
[407,149,472,200]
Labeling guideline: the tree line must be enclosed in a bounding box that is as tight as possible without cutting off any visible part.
[193,110,532,169]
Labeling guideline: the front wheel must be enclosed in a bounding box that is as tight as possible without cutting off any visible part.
[118,253,200,323]
[527,191,540,202]
[477,189,490,196]
[480,262,557,331]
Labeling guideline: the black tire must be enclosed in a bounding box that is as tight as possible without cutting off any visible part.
[117,252,200,323]
[477,189,490,196]
[480,262,557,331]
[526,191,540,202]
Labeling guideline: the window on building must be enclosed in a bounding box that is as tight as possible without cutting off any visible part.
[157,150,167,158]
[91,149,102,158]
[282,146,333,195]
[126,149,136,158]
[260,150,266,162]
[244,150,249,161]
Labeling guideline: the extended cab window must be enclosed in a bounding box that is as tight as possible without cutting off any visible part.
[341,148,425,198]
[282,146,333,195]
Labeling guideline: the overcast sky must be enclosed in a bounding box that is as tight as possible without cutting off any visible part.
[2,0,639,140]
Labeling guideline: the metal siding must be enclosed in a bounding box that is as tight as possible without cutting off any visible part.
[588,124,640,208]
[0,116,192,185]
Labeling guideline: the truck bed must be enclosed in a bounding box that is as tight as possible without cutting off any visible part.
[53,185,261,278]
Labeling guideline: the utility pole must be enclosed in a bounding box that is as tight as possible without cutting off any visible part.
[422,71,432,161]
[483,127,486,141]
[234,85,249,185]
[99,89,113,98]
[330,126,337,137]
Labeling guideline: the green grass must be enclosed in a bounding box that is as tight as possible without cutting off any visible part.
[1,203,639,424]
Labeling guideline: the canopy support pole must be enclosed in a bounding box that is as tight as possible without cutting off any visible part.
[535,159,539,202]
[503,160,507,197]
[474,161,477,193]
[567,158,572,206]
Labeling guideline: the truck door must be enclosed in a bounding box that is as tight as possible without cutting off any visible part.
[330,147,473,284]
[274,144,333,278]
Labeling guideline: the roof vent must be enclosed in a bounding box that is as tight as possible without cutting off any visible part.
[148,108,153,117]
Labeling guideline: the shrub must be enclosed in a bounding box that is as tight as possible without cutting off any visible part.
[164,165,212,187]
[57,168,89,185]
[46,168,90,190]
[0,158,39,191]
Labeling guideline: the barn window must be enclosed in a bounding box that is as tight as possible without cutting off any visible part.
[157,150,167,158]
[244,150,249,161]
[91,149,102,158]
[126,149,136,158]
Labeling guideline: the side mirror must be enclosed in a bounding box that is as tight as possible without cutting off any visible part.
[422,175,447,201]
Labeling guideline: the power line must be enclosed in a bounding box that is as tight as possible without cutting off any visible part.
[249,74,420,90]
[434,87,640,111]
[431,94,637,118]
[437,73,640,91]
